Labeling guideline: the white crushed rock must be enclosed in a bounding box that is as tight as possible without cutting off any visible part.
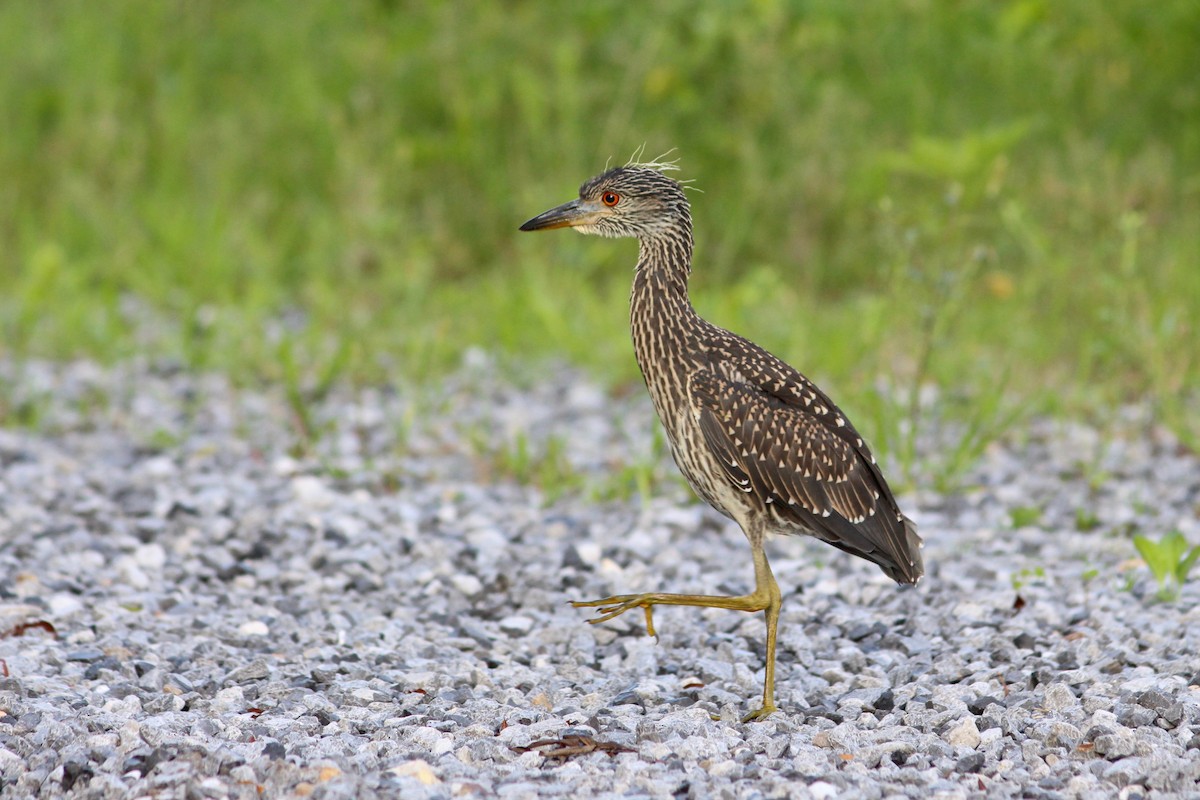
[0,358,1198,799]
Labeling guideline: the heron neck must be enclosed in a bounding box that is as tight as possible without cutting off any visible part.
[634,220,694,296]
[630,224,699,359]
[629,225,700,421]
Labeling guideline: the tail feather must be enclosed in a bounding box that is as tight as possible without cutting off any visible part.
[882,515,923,585]
[812,512,923,585]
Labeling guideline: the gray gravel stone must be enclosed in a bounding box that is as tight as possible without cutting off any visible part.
[1,358,1200,799]
[944,716,982,749]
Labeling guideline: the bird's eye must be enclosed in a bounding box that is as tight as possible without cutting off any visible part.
[601,192,620,207]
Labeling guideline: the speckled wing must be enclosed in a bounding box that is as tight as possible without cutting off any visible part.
[689,346,923,584]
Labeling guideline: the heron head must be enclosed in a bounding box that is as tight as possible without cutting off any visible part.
[520,165,690,240]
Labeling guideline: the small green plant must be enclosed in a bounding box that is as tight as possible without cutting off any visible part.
[508,432,538,486]
[932,372,1028,494]
[1133,531,1200,602]
[1080,565,1100,607]
[472,429,585,504]
[536,436,585,503]
[1074,508,1101,532]
[1009,505,1043,528]
[278,333,352,454]
[590,462,649,504]
[143,428,183,451]
[0,376,43,429]
[1011,566,1045,592]
[589,424,675,504]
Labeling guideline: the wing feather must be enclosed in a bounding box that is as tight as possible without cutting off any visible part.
[690,352,922,584]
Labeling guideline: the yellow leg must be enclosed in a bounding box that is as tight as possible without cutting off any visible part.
[572,543,783,722]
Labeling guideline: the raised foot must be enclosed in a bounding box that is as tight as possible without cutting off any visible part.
[741,704,779,723]
[571,594,659,638]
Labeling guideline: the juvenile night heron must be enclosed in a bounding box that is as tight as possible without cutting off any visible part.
[520,161,923,721]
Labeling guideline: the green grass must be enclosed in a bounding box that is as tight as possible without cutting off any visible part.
[1132,531,1200,602]
[467,429,586,504]
[2,1,1199,472]
[1009,506,1044,530]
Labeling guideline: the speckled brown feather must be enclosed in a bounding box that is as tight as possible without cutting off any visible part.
[689,350,922,584]
[535,164,923,585]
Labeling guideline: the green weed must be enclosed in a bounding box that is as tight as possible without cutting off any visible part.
[1074,509,1101,533]
[1011,566,1046,592]
[143,428,183,452]
[589,426,676,504]
[1132,531,1200,602]
[278,333,353,454]
[1009,506,1043,529]
[470,429,586,504]
[0,377,43,429]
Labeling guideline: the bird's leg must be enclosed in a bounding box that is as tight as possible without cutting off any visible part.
[741,547,781,722]
[572,542,783,721]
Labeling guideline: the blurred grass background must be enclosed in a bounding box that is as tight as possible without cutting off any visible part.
[2,0,1198,460]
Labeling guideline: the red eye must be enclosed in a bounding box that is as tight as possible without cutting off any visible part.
[601,192,620,207]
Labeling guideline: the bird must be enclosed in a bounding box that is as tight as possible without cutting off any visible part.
[519,160,923,721]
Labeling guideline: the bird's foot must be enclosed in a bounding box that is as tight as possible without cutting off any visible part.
[740,703,779,723]
[571,594,658,639]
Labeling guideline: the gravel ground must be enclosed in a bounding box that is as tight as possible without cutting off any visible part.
[1,357,1199,799]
